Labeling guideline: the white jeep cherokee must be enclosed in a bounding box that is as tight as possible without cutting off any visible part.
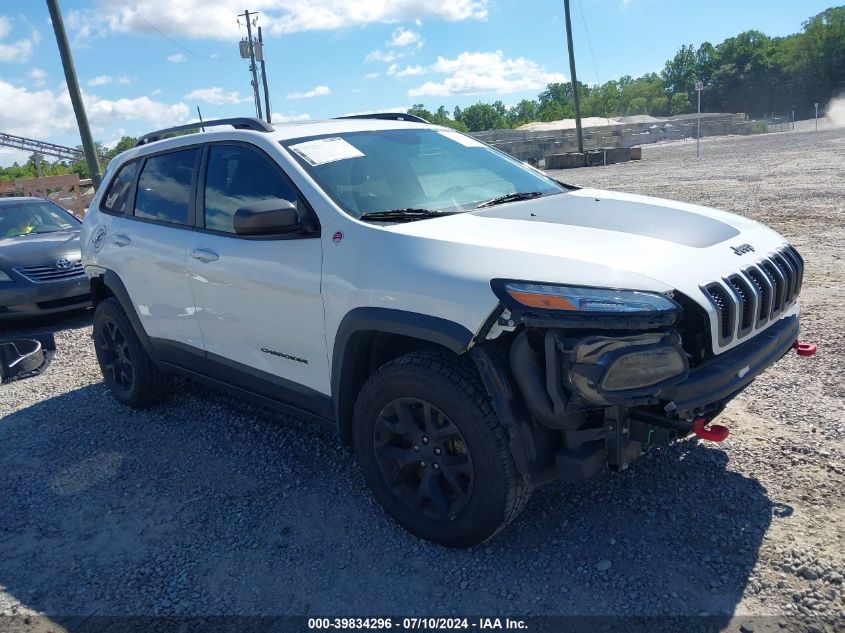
[82,115,811,547]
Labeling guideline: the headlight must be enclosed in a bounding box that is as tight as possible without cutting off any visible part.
[0,271,12,282]
[494,281,677,314]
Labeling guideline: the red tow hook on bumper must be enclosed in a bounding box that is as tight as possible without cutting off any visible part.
[793,340,817,357]
[692,418,730,442]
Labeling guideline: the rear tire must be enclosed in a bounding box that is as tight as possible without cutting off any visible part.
[353,350,530,547]
[93,297,172,408]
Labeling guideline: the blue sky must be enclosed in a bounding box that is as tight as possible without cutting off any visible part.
[0,0,835,166]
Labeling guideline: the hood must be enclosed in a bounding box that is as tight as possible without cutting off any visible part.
[0,230,81,269]
[380,187,787,297]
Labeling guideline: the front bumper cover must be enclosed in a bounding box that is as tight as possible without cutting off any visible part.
[662,313,799,419]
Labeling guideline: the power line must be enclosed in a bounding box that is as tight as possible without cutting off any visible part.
[576,0,602,87]
[116,0,221,60]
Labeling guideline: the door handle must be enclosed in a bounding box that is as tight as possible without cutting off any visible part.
[191,248,219,263]
[112,234,130,247]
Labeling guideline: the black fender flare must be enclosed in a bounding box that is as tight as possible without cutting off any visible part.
[93,269,158,360]
[331,307,474,435]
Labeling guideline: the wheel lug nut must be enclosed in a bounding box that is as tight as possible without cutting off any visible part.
[419,461,426,468]
[433,463,440,470]
[414,445,419,452]
[422,436,429,444]
[434,448,441,455]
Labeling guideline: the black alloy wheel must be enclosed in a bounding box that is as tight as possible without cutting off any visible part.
[97,317,134,392]
[373,397,475,520]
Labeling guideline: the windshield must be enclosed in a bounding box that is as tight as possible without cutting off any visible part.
[282,128,564,219]
[0,201,80,238]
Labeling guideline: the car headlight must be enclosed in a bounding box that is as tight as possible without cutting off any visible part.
[494,281,677,315]
[0,270,12,282]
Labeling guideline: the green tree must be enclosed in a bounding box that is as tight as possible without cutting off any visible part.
[456,103,506,132]
[670,92,692,114]
[662,44,697,96]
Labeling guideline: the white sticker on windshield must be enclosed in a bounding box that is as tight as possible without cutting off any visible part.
[438,129,485,148]
[289,137,364,166]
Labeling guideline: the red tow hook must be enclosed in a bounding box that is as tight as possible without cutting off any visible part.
[793,340,817,357]
[692,418,730,442]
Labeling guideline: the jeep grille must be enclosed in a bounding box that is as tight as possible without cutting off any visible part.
[702,246,803,346]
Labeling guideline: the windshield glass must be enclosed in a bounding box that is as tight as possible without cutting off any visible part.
[282,128,564,218]
[0,201,80,238]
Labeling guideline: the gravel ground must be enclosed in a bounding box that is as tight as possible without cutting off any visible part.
[1,123,843,632]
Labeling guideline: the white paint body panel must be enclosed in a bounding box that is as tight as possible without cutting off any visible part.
[83,119,800,400]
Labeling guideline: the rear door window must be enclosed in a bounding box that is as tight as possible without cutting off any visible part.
[102,160,139,214]
[134,149,200,225]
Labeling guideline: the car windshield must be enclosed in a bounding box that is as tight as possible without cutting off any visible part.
[282,128,564,219]
[0,201,80,238]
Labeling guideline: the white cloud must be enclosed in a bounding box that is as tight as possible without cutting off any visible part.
[286,85,330,100]
[117,75,133,84]
[88,96,190,128]
[0,79,190,145]
[29,67,47,87]
[387,27,422,48]
[407,50,565,97]
[151,88,162,95]
[67,1,487,40]
[388,64,424,77]
[364,72,380,80]
[184,86,250,105]
[364,49,406,64]
[88,74,113,86]
[271,112,311,123]
[0,17,38,63]
[166,53,186,63]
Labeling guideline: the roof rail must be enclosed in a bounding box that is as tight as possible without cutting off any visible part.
[135,117,274,147]
[335,112,430,124]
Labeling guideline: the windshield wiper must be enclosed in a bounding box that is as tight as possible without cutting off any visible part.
[359,208,456,222]
[475,191,544,209]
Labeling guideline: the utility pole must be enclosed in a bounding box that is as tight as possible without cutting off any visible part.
[695,81,703,158]
[563,0,583,153]
[258,26,271,124]
[239,10,263,121]
[814,102,819,131]
[46,0,102,188]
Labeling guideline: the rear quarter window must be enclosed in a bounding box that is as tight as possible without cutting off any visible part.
[101,160,140,214]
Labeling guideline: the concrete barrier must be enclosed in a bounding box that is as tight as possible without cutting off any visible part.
[546,153,585,169]
[471,113,752,165]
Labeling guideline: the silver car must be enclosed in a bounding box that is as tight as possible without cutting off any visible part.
[0,197,90,321]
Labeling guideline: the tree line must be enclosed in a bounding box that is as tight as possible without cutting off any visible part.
[2,5,842,181]
[410,6,844,132]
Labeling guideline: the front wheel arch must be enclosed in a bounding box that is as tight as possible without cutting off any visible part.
[331,308,474,443]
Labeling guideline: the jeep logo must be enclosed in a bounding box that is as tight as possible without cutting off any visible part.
[730,243,755,256]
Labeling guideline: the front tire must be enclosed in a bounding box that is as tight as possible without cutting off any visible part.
[353,350,530,547]
[93,297,172,408]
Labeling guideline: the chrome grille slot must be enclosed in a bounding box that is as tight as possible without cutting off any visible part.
[760,260,786,314]
[14,261,84,283]
[704,283,734,343]
[772,252,796,303]
[784,246,804,294]
[743,266,772,326]
[700,246,803,347]
[726,274,756,336]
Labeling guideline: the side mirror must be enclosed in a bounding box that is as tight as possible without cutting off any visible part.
[233,199,300,236]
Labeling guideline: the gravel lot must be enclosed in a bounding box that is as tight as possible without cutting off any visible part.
[1,123,843,631]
